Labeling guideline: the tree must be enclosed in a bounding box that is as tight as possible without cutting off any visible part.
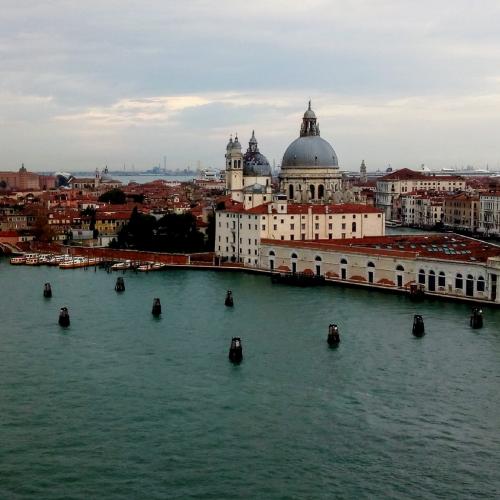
[155,213,205,252]
[32,215,55,242]
[206,211,216,251]
[98,188,126,204]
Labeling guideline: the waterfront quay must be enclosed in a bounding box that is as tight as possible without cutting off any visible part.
[7,230,500,307]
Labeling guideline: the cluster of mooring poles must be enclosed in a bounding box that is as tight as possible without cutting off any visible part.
[45,282,486,361]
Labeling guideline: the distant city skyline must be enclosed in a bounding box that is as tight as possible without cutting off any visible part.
[2,1,500,172]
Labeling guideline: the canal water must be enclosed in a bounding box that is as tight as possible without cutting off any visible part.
[1,259,499,499]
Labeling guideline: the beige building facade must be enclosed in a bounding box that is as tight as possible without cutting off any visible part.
[215,197,385,266]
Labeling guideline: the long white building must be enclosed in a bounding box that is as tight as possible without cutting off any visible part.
[215,196,385,266]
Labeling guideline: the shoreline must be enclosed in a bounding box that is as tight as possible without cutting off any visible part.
[3,253,498,308]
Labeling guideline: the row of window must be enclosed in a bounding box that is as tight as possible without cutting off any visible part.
[418,269,485,291]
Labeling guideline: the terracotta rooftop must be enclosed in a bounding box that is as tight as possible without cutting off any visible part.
[222,202,383,215]
[380,168,465,182]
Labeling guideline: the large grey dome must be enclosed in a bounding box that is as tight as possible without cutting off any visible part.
[282,136,338,168]
[281,102,338,169]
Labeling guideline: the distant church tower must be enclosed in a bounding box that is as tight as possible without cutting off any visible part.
[225,135,244,202]
[360,160,367,183]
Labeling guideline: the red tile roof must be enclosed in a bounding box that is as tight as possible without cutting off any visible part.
[222,202,383,215]
[380,168,464,182]
[262,234,500,263]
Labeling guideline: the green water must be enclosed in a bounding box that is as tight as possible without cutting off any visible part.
[1,259,500,499]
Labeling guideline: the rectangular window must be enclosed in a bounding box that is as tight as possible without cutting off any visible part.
[301,234,305,240]
[290,235,294,240]
[342,223,346,230]
[290,224,294,230]
[328,223,332,230]
[262,225,266,230]
[280,235,284,240]
[328,233,332,239]
[273,224,277,230]
[301,224,305,230]
[315,234,319,240]
[315,223,319,230]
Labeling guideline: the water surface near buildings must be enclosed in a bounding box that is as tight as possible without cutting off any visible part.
[1,260,500,499]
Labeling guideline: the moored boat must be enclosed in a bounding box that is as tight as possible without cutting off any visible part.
[111,260,132,270]
[10,255,26,265]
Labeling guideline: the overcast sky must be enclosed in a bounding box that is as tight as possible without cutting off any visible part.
[2,0,500,172]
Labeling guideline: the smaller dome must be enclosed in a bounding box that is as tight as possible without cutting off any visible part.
[232,135,241,149]
[226,137,233,150]
[303,100,316,119]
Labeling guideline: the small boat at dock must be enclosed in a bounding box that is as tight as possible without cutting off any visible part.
[111,260,132,271]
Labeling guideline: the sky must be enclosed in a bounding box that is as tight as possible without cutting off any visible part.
[2,0,500,172]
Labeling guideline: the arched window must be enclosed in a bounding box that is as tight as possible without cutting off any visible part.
[477,276,485,292]
[455,273,463,289]
[429,270,435,276]
[269,250,275,257]
[310,185,315,199]
[367,262,375,268]
[291,253,298,259]
[340,258,347,265]
[289,184,294,199]
[352,222,357,232]
[318,184,325,199]
[396,265,404,271]
[315,255,322,262]
[438,271,446,287]
[418,269,426,284]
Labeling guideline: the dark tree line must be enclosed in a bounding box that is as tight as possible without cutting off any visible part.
[110,207,215,252]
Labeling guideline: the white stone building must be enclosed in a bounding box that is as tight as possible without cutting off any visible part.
[375,168,465,220]
[215,196,385,266]
[259,234,500,304]
[478,193,500,236]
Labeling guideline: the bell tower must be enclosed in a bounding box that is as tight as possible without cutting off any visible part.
[225,134,244,202]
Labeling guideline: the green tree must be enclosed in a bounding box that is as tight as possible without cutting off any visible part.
[156,213,205,252]
[98,188,126,204]
[206,211,216,251]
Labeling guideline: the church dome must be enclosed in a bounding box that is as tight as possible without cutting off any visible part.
[282,136,338,168]
[303,100,316,119]
[243,131,271,176]
[281,102,338,169]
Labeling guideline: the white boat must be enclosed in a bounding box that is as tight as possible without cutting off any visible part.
[137,262,154,272]
[152,262,166,270]
[10,255,26,265]
[385,220,402,228]
[59,257,100,269]
[111,260,132,270]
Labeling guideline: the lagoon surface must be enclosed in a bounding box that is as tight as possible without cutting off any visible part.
[1,259,500,499]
